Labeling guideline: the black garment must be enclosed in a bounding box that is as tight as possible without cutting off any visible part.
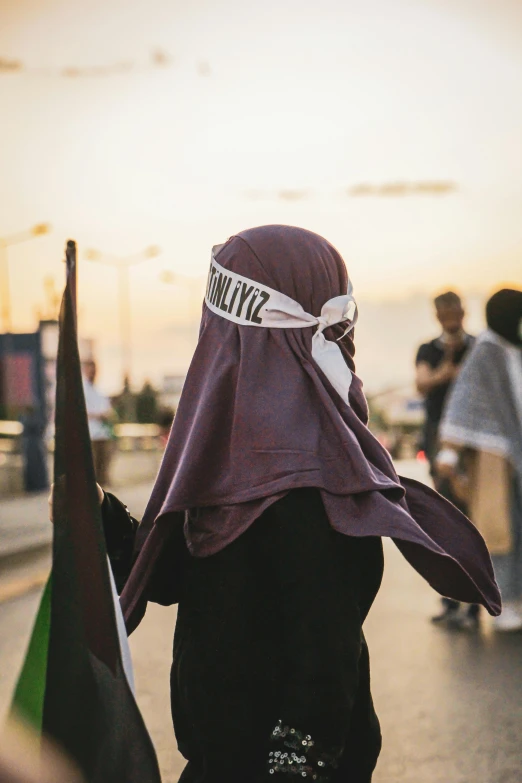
[416,336,475,615]
[101,492,139,593]
[102,488,384,783]
[415,335,474,467]
[486,288,522,346]
[416,334,474,433]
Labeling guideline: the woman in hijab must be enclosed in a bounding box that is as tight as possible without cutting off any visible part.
[101,226,500,782]
[438,288,522,631]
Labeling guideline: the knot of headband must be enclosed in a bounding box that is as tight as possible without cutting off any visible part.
[205,247,358,403]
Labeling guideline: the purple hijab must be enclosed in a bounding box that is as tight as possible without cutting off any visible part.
[121,225,500,628]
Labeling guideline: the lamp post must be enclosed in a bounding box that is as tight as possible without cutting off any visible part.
[0,223,52,332]
[159,270,203,341]
[84,245,161,390]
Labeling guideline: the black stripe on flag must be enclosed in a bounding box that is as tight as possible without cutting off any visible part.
[44,240,162,783]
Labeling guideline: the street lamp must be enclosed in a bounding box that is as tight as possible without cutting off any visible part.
[0,223,52,332]
[84,245,161,387]
[159,269,204,340]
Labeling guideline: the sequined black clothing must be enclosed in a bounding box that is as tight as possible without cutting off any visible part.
[102,488,384,783]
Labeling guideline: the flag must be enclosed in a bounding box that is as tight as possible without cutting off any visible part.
[10,241,162,783]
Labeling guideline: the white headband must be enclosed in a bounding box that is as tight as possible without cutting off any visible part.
[205,246,358,404]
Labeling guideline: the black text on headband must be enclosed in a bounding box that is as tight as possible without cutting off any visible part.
[206,263,271,324]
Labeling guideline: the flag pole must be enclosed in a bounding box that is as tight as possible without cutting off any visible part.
[10,236,162,782]
[65,240,77,327]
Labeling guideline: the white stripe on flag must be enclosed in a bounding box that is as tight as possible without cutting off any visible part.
[108,558,135,694]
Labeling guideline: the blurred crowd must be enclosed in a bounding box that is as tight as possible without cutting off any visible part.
[415,288,522,631]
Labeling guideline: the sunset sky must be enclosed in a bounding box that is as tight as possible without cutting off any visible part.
[0,0,521,393]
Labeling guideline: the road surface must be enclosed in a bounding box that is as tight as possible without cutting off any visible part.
[1,461,521,782]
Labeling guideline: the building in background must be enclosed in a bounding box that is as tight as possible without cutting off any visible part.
[0,321,94,492]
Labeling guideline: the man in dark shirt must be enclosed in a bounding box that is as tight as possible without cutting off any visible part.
[415,291,476,626]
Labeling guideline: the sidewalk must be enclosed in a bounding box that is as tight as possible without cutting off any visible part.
[0,491,52,559]
[0,482,154,560]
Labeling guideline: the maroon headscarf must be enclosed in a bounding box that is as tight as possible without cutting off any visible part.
[121,225,500,628]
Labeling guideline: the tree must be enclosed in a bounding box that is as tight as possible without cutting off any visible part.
[135,381,158,424]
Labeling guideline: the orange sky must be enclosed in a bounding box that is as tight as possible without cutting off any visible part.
[0,0,521,391]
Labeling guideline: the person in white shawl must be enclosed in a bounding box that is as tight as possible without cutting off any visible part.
[438,289,522,631]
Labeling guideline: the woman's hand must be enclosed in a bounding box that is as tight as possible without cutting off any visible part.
[435,447,459,479]
[48,482,104,522]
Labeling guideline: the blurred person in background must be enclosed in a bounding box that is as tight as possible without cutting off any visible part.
[415,291,477,627]
[438,289,522,632]
[157,407,175,449]
[20,405,49,493]
[415,292,474,490]
[81,359,114,486]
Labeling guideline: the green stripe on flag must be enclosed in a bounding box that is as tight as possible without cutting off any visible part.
[10,575,52,733]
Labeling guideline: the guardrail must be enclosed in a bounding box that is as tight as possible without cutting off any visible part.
[0,421,163,453]
[0,421,24,437]
[0,421,165,496]
[112,423,162,453]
